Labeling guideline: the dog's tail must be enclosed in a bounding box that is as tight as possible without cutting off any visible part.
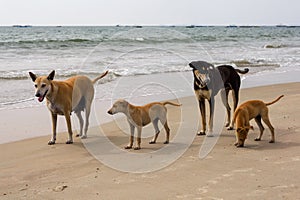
[265,95,284,106]
[92,70,109,84]
[162,101,181,107]
[235,68,249,74]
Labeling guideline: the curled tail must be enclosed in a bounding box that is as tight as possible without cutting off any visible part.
[92,70,109,84]
[235,68,249,74]
[162,101,181,107]
[265,95,284,106]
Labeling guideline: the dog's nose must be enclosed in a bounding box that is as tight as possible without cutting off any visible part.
[35,93,41,97]
[107,110,112,115]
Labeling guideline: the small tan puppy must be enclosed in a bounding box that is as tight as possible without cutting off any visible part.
[29,70,108,145]
[107,99,181,150]
[233,95,284,147]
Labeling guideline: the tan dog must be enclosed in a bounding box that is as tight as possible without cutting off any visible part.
[233,95,284,147]
[29,70,108,145]
[107,99,181,150]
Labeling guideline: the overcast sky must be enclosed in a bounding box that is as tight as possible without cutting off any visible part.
[1,0,299,26]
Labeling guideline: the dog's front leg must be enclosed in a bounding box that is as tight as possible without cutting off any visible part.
[134,127,142,150]
[48,113,57,145]
[198,99,206,135]
[125,123,134,149]
[207,98,215,137]
[64,111,73,144]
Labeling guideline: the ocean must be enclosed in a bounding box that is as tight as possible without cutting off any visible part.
[0,26,300,110]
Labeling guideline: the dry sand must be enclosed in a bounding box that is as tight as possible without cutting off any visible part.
[0,82,299,200]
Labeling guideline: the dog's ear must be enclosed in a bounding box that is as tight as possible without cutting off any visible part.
[47,70,55,80]
[29,72,37,82]
[189,62,195,69]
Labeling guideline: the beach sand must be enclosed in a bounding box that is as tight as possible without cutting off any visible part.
[0,82,299,199]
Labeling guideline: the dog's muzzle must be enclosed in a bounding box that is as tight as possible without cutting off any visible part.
[196,76,210,88]
[201,77,210,87]
[35,90,48,102]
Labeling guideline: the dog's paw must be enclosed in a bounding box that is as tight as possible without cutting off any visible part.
[133,146,141,150]
[149,141,156,144]
[269,140,275,143]
[227,126,234,130]
[66,140,73,144]
[124,146,132,149]
[234,142,238,146]
[197,131,206,136]
[254,138,261,141]
[236,144,244,148]
[206,133,214,137]
[225,122,230,127]
[80,135,87,139]
[48,141,55,145]
[164,141,169,144]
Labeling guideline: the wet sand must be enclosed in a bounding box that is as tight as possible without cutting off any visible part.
[0,82,299,199]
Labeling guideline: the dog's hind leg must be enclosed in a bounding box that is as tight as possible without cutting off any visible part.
[254,115,265,141]
[261,111,275,143]
[75,111,84,137]
[232,88,239,111]
[221,89,231,128]
[163,121,170,144]
[82,101,91,139]
[228,88,240,130]
[48,113,57,145]
[149,118,160,144]
[158,112,170,144]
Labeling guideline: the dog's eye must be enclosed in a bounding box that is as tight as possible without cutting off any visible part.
[41,84,46,88]
[34,84,37,88]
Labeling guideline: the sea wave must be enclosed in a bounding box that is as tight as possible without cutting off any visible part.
[0,38,196,50]
[0,66,191,81]
[0,38,96,49]
[0,97,34,106]
[229,59,280,68]
[0,58,281,81]
[1,36,293,49]
[3,38,93,44]
[263,44,287,49]
[0,69,115,81]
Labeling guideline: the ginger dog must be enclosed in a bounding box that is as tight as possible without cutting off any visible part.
[107,99,181,150]
[29,70,108,145]
[233,95,284,147]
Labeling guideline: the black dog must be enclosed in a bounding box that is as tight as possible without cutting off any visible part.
[189,61,249,136]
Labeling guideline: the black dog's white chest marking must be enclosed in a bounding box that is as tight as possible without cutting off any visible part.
[195,89,212,100]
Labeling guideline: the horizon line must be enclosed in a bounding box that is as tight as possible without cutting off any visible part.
[1,23,300,27]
